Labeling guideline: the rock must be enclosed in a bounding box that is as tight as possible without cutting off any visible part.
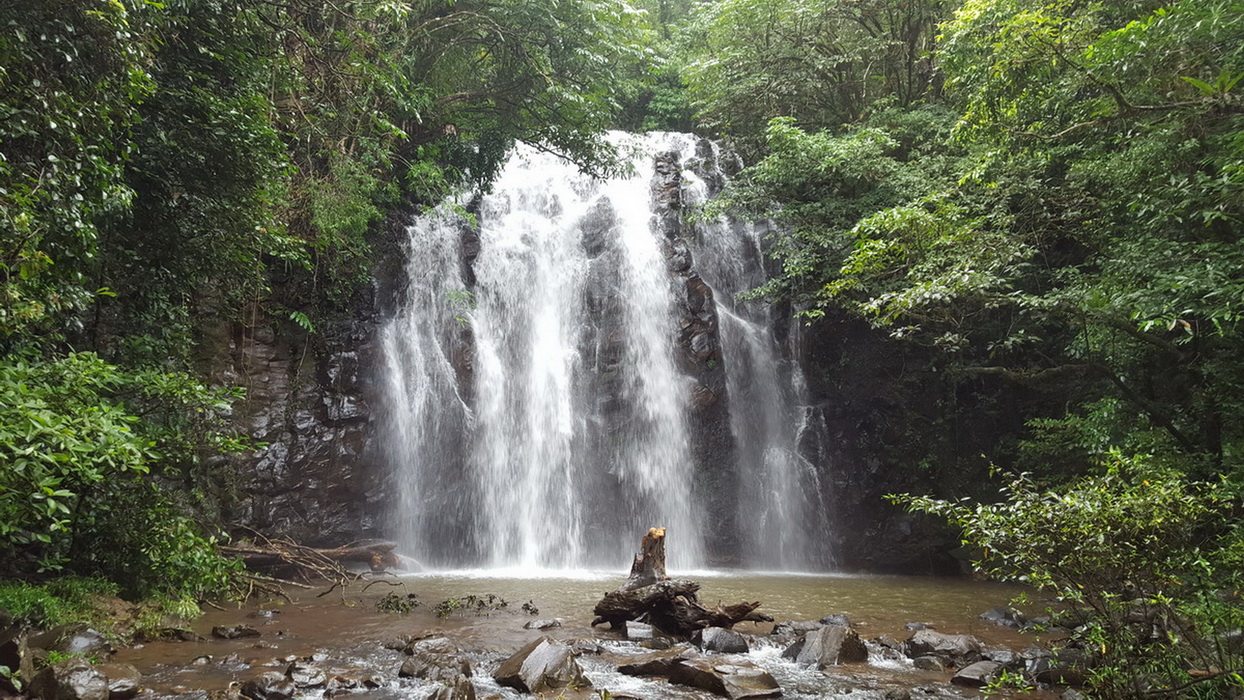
[904,622,934,631]
[192,655,212,665]
[950,661,1002,687]
[640,637,674,650]
[770,620,821,637]
[246,610,281,620]
[820,614,851,627]
[240,671,297,700]
[912,655,948,672]
[618,650,689,677]
[426,674,475,700]
[980,607,1026,629]
[693,627,749,654]
[903,629,982,667]
[97,663,141,700]
[286,661,327,688]
[399,637,472,682]
[982,648,1020,667]
[783,625,868,669]
[523,619,562,631]
[29,658,109,700]
[381,636,410,652]
[668,658,781,699]
[1028,647,1090,686]
[213,625,261,640]
[29,626,113,658]
[0,625,33,694]
[491,638,590,694]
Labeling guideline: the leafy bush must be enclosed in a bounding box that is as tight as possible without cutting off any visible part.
[0,353,242,599]
[0,577,117,628]
[894,453,1244,698]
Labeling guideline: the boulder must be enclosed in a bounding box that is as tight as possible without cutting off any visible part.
[903,629,982,667]
[399,637,472,683]
[286,661,327,688]
[618,649,690,678]
[693,627,749,654]
[98,663,141,700]
[951,661,1002,688]
[426,674,475,700]
[0,625,33,694]
[28,658,108,700]
[492,638,590,694]
[980,607,1026,629]
[213,625,261,640]
[782,625,867,669]
[240,671,296,700]
[29,626,112,658]
[668,658,781,699]
[912,656,948,672]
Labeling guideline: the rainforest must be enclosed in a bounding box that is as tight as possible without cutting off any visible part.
[1,0,1242,697]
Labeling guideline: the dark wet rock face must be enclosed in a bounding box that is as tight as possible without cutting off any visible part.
[29,626,113,658]
[491,638,590,694]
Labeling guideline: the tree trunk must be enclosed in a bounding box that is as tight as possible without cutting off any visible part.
[591,528,772,637]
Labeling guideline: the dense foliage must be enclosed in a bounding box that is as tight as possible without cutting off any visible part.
[0,0,646,604]
[666,0,1244,693]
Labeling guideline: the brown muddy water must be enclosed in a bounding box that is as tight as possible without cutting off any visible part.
[115,570,1057,699]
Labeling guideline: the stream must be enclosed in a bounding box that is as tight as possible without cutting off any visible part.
[115,571,1056,699]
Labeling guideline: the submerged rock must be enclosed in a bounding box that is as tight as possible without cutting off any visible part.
[820,613,851,627]
[668,658,781,699]
[523,619,562,631]
[980,607,1026,629]
[492,638,590,694]
[213,625,262,640]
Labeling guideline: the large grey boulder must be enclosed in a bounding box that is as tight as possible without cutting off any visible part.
[903,629,983,667]
[951,661,1002,687]
[492,638,590,694]
[240,670,296,700]
[782,625,868,668]
[668,658,781,699]
[693,627,749,654]
[29,658,108,700]
[97,663,141,699]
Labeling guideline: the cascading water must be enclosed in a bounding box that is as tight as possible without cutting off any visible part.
[382,132,833,571]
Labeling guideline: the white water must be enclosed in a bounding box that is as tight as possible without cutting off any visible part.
[382,133,832,571]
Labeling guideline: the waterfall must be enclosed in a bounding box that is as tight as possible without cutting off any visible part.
[382,132,833,571]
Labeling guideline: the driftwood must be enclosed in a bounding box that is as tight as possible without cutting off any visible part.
[222,527,401,599]
[591,527,772,636]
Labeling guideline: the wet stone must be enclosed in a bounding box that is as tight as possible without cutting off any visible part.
[786,625,868,668]
[668,658,781,700]
[29,658,109,700]
[523,619,562,630]
[913,655,948,672]
[951,660,1002,687]
[287,661,327,687]
[240,670,297,700]
[694,627,749,654]
[213,625,262,640]
[492,638,590,694]
[820,614,852,627]
[98,663,142,700]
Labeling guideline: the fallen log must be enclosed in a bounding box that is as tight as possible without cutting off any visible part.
[591,528,773,637]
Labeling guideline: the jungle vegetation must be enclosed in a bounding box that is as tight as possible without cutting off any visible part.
[2,0,1243,693]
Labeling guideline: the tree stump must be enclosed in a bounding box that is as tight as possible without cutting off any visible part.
[591,528,772,637]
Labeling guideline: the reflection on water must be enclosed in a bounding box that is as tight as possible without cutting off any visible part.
[115,573,1050,698]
